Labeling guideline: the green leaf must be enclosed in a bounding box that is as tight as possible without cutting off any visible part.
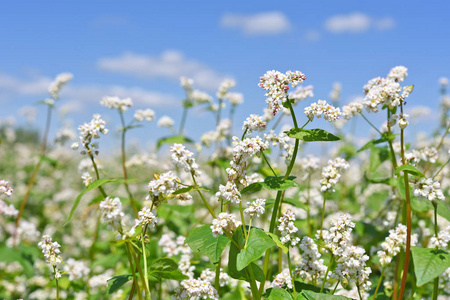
[228,227,265,282]
[172,185,209,195]
[394,164,425,178]
[411,197,433,213]
[267,288,294,299]
[107,274,133,294]
[265,232,289,254]
[123,124,143,131]
[63,178,117,226]
[149,258,189,280]
[241,182,264,194]
[282,98,296,109]
[185,225,230,264]
[0,245,39,277]
[241,176,299,194]
[300,290,351,299]
[357,133,396,153]
[156,135,194,150]
[294,281,330,294]
[437,201,450,222]
[368,146,389,173]
[39,155,58,167]
[286,128,340,142]
[411,247,450,286]
[237,228,276,271]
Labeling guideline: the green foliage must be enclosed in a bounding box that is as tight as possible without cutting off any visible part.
[156,135,194,150]
[395,164,425,178]
[185,225,230,264]
[236,228,276,271]
[357,133,396,152]
[285,128,340,142]
[411,247,450,286]
[149,258,189,280]
[107,274,133,294]
[242,176,299,194]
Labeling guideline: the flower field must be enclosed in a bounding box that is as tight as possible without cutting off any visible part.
[0,67,449,299]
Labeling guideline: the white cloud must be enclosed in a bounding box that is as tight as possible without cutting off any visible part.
[305,30,321,42]
[221,11,291,35]
[97,50,230,90]
[0,71,175,108]
[324,13,395,34]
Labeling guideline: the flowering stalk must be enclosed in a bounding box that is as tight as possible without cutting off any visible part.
[320,255,334,293]
[372,266,385,300]
[141,225,151,299]
[432,200,439,300]
[398,100,412,300]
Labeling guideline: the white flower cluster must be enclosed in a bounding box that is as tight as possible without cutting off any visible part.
[174,278,218,300]
[295,236,327,282]
[377,224,418,267]
[211,212,240,237]
[0,180,16,217]
[200,268,230,287]
[158,234,192,258]
[299,155,320,174]
[132,207,158,230]
[388,113,409,129]
[38,235,63,279]
[304,99,341,122]
[1,180,14,197]
[226,136,269,185]
[245,173,264,186]
[134,109,155,122]
[320,213,355,257]
[180,76,194,91]
[72,114,108,155]
[99,197,124,230]
[429,225,450,249]
[272,269,293,289]
[413,177,445,202]
[278,209,300,247]
[363,66,412,112]
[215,181,241,203]
[190,90,213,104]
[320,157,350,193]
[341,99,364,120]
[331,245,372,292]
[100,96,133,112]
[405,147,438,165]
[289,85,314,103]
[170,143,201,177]
[259,70,307,116]
[147,171,179,206]
[63,258,89,281]
[217,79,236,99]
[330,82,342,102]
[264,130,294,162]
[242,114,267,134]
[227,92,244,106]
[81,172,92,187]
[48,73,73,99]
[244,198,266,217]
[157,115,174,129]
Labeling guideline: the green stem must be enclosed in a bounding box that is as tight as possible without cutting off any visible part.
[287,251,297,298]
[241,127,248,141]
[119,112,139,217]
[360,112,383,135]
[271,112,285,130]
[141,225,151,299]
[357,282,363,300]
[433,158,450,179]
[319,192,327,240]
[261,151,278,177]
[320,255,334,293]
[88,152,107,197]
[128,241,150,298]
[332,280,339,294]
[244,218,253,248]
[246,267,261,300]
[178,104,189,135]
[54,266,60,300]
[239,201,248,240]
[373,266,385,300]
[192,174,216,218]
[432,201,439,300]
[215,256,222,292]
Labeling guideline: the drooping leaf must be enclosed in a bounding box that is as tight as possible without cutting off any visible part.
[107,274,133,294]
[411,247,450,286]
[185,225,230,264]
[265,232,289,254]
[286,128,340,142]
[149,258,189,280]
[156,135,194,150]
[394,164,425,178]
[357,133,396,153]
[237,228,276,271]
[63,178,117,226]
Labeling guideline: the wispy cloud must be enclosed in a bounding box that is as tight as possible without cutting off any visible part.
[0,71,176,108]
[324,13,395,34]
[97,50,230,90]
[221,11,291,36]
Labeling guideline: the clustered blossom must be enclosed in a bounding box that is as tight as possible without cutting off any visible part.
[341,99,364,120]
[157,115,174,129]
[48,73,73,99]
[320,157,350,193]
[331,246,372,292]
[200,268,230,287]
[134,109,155,122]
[299,155,320,174]
[264,130,294,162]
[217,79,236,99]
[63,258,89,281]
[211,212,240,237]
[405,147,438,165]
[215,181,241,203]
[201,120,231,147]
[272,269,293,289]
[100,96,133,112]
[329,82,342,102]
[319,213,355,257]
[226,136,269,186]
[242,114,267,134]
[227,92,244,106]
[72,114,108,155]
[377,224,418,266]
[99,197,124,230]
[174,278,218,300]
[413,177,445,202]
[0,180,17,217]
[244,198,266,217]
[388,113,409,129]
[38,235,63,280]
[289,85,314,103]
[81,172,92,187]
[429,226,450,249]
[132,207,158,230]
[278,209,300,247]
[147,171,179,206]
[0,180,13,197]
[295,236,327,282]
[180,76,194,91]
[259,70,306,116]
[190,90,213,104]
[170,143,201,177]
[304,99,341,122]
[363,66,412,112]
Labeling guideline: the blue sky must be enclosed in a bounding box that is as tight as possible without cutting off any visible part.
[1,1,449,151]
